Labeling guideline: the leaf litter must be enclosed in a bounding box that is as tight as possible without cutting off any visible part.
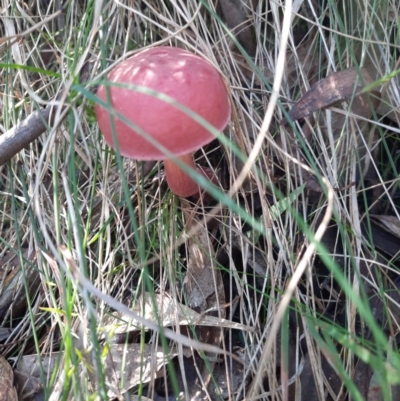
[1,1,400,400]
[280,67,380,126]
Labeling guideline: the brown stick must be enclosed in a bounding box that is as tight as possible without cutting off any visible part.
[0,62,94,167]
[0,96,65,166]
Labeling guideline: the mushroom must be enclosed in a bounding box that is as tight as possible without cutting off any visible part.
[95,46,231,197]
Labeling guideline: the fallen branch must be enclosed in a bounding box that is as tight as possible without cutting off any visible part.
[0,62,94,167]
[0,96,65,166]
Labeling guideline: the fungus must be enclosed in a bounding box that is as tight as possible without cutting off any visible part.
[95,46,230,197]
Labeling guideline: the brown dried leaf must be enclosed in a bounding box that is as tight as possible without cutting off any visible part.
[362,220,400,258]
[281,67,379,125]
[208,356,246,399]
[360,258,400,330]
[353,359,374,400]
[90,344,178,398]
[101,293,254,338]
[370,215,400,239]
[14,347,177,400]
[0,355,18,401]
[13,353,58,399]
[228,50,272,87]
[0,328,12,343]
[0,249,38,322]
[219,0,256,56]
[367,370,400,401]
[182,199,227,396]
[182,201,225,317]
[284,34,326,89]
[300,351,343,401]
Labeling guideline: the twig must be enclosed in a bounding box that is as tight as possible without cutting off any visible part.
[0,95,65,166]
[0,62,95,167]
[0,9,63,46]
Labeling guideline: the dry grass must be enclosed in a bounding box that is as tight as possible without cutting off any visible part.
[1,0,400,400]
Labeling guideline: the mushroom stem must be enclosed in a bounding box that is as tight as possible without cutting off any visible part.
[164,153,203,198]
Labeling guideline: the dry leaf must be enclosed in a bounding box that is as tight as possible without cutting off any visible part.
[14,347,177,400]
[181,199,228,397]
[300,351,343,401]
[0,328,12,342]
[281,67,380,125]
[353,358,374,400]
[362,220,400,258]
[208,356,246,399]
[360,258,400,330]
[279,66,382,187]
[13,352,59,399]
[0,249,38,322]
[0,355,18,401]
[182,201,225,316]
[367,370,400,401]
[370,215,400,239]
[284,34,325,90]
[90,344,178,398]
[101,293,254,339]
[14,347,176,400]
[219,0,256,56]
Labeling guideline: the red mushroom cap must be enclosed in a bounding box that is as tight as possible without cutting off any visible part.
[95,46,230,160]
